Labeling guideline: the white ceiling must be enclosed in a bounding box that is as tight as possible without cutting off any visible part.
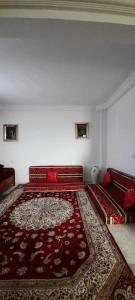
[0,18,135,106]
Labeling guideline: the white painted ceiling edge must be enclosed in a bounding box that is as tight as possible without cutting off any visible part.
[96,69,135,111]
[0,9,135,26]
[0,0,135,25]
[0,70,134,112]
[0,104,95,111]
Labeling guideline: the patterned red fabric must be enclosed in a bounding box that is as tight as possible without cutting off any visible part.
[87,168,135,224]
[124,187,135,210]
[24,183,85,191]
[87,184,126,224]
[108,168,135,190]
[102,170,112,186]
[0,188,135,299]
[47,171,57,183]
[104,183,125,208]
[29,166,83,184]
[0,191,90,281]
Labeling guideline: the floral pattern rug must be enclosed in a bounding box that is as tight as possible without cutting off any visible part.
[0,187,135,299]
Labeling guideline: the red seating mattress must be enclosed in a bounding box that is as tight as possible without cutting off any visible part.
[87,168,135,224]
[24,165,84,191]
[29,165,83,184]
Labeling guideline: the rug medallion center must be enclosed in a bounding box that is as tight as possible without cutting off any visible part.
[10,197,74,230]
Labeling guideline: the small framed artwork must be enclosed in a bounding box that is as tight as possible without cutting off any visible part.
[3,124,18,141]
[75,123,89,138]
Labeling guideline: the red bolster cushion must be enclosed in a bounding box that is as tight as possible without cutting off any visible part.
[47,171,57,183]
[102,171,112,187]
[124,187,135,210]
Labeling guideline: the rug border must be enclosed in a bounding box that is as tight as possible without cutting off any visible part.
[86,190,135,278]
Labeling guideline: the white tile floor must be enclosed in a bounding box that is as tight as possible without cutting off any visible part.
[108,224,135,274]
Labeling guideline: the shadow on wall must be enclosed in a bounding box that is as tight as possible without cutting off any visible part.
[84,166,106,184]
[83,166,91,183]
[99,168,106,182]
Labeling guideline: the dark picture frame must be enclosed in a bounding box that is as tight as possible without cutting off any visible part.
[75,123,89,138]
[3,124,18,141]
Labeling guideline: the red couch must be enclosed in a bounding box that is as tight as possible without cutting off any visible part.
[87,168,135,224]
[24,165,84,191]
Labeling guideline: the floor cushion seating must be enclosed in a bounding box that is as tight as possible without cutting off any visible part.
[87,168,135,224]
[24,165,84,191]
[0,167,15,196]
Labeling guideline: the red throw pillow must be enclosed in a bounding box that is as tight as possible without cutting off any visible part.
[124,187,135,210]
[47,171,57,183]
[102,171,112,187]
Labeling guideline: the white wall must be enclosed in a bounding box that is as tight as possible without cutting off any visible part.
[0,107,100,183]
[106,86,135,176]
[99,110,107,176]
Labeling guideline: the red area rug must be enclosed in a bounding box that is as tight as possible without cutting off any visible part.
[0,187,135,299]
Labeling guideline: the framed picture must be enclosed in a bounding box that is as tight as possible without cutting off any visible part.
[75,123,89,138]
[3,124,18,141]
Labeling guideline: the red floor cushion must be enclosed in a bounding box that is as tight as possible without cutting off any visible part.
[102,170,112,187]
